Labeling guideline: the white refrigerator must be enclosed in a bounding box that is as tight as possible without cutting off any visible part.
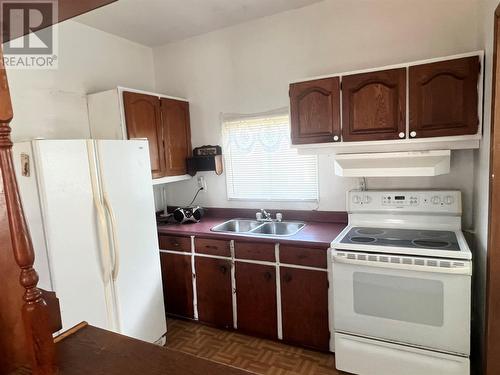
[13,139,167,344]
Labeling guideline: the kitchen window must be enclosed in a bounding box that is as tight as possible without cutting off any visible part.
[222,110,319,201]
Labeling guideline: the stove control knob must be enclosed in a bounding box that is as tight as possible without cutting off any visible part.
[431,196,441,205]
[445,196,454,205]
[352,195,361,204]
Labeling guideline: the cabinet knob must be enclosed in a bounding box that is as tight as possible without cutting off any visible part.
[264,272,273,281]
[410,131,417,138]
[399,132,405,139]
[219,264,228,274]
[283,274,292,283]
[333,135,340,142]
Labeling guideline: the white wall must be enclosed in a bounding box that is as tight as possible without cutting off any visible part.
[7,20,155,142]
[153,0,480,227]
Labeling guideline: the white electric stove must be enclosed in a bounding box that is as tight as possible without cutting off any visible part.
[331,190,472,375]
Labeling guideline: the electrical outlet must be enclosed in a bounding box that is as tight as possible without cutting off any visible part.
[197,176,207,192]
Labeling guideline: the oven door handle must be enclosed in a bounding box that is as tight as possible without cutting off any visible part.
[332,253,472,275]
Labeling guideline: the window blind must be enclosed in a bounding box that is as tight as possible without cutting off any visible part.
[222,111,319,201]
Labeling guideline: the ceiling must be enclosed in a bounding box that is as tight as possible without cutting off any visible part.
[75,0,323,47]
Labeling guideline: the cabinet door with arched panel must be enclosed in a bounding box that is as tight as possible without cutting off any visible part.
[290,77,341,144]
[409,56,480,139]
[342,68,406,142]
[123,92,165,178]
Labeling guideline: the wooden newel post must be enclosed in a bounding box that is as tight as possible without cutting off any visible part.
[0,48,57,374]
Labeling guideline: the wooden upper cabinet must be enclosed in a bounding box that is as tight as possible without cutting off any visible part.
[161,98,192,176]
[409,56,480,138]
[123,92,164,178]
[290,77,341,144]
[122,91,192,179]
[342,68,406,142]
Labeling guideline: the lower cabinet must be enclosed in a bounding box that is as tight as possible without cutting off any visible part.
[159,234,331,351]
[281,267,330,351]
[235,262,278,340]
[160,252,194,318]
[195,257,233,329]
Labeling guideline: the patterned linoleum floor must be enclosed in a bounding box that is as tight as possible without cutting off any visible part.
[165,318,346,375]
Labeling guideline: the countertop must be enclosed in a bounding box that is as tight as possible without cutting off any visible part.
[157,216,347,248]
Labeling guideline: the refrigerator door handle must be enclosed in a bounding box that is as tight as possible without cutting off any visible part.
[103,192,120,281]
[86,141,113,284]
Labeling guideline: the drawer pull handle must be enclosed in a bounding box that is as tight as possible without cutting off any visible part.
[206,245,219,250]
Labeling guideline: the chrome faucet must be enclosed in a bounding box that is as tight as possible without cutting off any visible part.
[260,209,272,221]
[256,209,283,222]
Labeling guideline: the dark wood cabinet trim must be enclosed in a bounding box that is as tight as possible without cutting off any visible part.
[1,1,118,43]
[485,5,500,375]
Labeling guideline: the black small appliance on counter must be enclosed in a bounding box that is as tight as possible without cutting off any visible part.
[173,206,204,224]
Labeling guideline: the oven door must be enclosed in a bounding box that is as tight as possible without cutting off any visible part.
[333,251,471,356]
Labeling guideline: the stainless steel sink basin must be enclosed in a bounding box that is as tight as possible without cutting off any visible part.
[211,219,306,237]
[249,221,305,236]
[211,219,262,233]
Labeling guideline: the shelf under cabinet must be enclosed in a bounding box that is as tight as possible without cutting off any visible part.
[152,174,191,185]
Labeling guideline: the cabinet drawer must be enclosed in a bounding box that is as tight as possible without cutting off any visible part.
[279,245,327,268]
[235,241,275,262]
[159,235,191,252]
[195,238,231,257]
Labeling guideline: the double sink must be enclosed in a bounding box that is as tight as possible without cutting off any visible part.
[211,219,306,237]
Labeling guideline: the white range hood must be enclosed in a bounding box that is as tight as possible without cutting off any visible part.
[333,150,451,177]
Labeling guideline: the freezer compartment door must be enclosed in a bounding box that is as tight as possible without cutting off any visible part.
[96,140,166,343]
[29,140,110,331]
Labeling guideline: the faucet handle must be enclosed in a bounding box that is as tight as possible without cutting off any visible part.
[256,212,263,221]
[276,213,283,222]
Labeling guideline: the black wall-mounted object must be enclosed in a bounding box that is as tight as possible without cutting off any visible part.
[187,145,224,176]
